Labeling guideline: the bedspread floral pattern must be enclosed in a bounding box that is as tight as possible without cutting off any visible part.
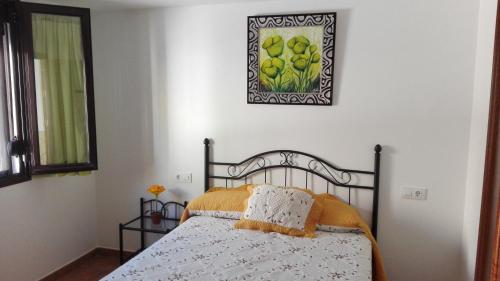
[188,210,242,220]
[101,216,372,281]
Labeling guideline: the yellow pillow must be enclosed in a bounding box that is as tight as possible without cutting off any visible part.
[235,184,323,237]
[180,188,251,223]
[315,193,364,228]
[207,184,254,192]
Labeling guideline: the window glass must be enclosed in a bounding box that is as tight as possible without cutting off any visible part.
[5,23,23,174]
[0,64,10,173]
[31,13,89,166]
[0,10,30,187]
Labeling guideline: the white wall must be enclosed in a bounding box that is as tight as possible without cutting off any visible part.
[0,175,97,281]
[91,10,182,250]
[462,0,498,279]
[92,1,480,280]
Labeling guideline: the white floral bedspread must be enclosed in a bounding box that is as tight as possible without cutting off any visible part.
[101,216,372,281]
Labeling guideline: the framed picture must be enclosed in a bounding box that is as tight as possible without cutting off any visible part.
[247,12,336,105]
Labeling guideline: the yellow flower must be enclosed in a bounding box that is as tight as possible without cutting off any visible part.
[147,184,166,198]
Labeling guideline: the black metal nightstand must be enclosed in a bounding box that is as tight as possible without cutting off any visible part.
[119,198,187,264]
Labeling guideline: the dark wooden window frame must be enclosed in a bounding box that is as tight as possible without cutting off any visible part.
[19,2,98,175]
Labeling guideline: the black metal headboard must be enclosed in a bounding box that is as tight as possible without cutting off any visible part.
[203,138,382,238]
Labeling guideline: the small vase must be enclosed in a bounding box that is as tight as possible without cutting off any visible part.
[151,211,162,225]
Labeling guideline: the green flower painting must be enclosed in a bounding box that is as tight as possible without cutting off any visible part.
[259,26,323,93]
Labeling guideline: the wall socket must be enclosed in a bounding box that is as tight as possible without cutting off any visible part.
[401,187,428,200]
[176,173,192,183]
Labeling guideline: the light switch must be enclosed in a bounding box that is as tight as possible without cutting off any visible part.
[401,187,427,200]
[176,173,192,183]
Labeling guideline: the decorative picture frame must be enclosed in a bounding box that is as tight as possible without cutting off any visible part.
[247,12,336,105]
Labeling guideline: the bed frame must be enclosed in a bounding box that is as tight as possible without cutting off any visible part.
[203,138,382,238]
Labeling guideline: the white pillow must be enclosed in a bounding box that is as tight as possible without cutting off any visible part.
[242,184,314,231]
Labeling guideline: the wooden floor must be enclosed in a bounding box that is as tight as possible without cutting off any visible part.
[40,248,128,281]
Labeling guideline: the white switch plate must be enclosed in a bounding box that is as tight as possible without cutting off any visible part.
[401,187,427,200]
[176,173,192,183]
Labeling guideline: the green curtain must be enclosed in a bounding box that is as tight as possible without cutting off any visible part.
[32,14,88,165]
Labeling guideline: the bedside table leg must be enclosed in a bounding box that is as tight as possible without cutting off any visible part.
[140,230,145,251]
[140,198,145,251]
[119,223,124,265]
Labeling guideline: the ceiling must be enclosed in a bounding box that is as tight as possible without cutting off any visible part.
[27,0,276,10]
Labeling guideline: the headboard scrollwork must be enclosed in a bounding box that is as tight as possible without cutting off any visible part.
[203,138,382,238]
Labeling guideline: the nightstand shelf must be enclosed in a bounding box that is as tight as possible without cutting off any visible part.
[119,198,187,264]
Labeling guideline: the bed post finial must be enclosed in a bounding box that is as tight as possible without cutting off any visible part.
[204,138,210,192]
[372,144,382,239]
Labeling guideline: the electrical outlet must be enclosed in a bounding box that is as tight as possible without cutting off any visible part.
[401,187,427,200]
[176,173,192,183]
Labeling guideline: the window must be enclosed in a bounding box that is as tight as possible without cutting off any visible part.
[0,0,31,187]
[22,3,97,174]
[0,0,97,187]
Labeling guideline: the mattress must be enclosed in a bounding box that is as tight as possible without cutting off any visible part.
[101,216,372,281]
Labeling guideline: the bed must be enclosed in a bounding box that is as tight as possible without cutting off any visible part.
[102,138,384,281]
[102,216,372,281]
